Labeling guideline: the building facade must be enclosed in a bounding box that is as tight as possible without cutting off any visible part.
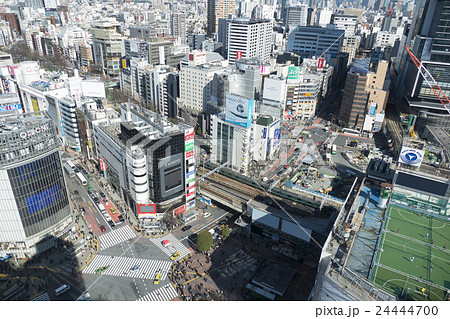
[0,112,72,258]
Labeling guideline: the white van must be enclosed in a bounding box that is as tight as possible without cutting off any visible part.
[98,203,106,212]
[55,284,70,296]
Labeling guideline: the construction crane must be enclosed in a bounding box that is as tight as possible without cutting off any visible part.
[404,46,450,116]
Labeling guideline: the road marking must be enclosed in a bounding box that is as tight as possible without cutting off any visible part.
[98,225,137,250]
[137,284,178,301]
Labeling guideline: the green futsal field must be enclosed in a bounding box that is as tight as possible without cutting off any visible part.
[370,204,450,301]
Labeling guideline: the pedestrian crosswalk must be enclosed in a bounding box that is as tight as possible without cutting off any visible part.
[149,233,191,260]
[98,225,137,250]
[31,292,50,301]
[82,254,172,280]
[137,284,178,301]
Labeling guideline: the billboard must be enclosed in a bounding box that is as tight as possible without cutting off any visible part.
[398,147,425,167]
[173,205,186,216]
[138,204,157,219]
[369,102,376,115]
[0,103,21,112]
[82,81,106,98]
[225,93,253,128]
[317,57,325,70]
[287,66,301,83]
[236,51,242,60]
[263,77,286,102]
[31,96,39,112]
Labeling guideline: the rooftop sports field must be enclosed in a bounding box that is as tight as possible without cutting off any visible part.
[369,204,450,301]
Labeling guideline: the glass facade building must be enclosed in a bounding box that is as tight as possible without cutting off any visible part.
[0,111,72,258]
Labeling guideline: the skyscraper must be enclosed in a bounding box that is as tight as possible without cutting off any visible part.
[171,13,186,44]
[397,0,450,132]
[227,18,273,64]
[207,0,235,37]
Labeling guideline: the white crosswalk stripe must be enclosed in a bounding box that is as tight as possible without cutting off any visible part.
[137,284,178,301]
[82,254,172,280]
[98,225,137,250]
[31,292,51,301]
[149,233,191,260]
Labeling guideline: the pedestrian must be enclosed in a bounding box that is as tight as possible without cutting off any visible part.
[431,240,434,245]
[426,232,429,237]
[410,256,414,262]
[396,228,399,233]
[430,266,433,272]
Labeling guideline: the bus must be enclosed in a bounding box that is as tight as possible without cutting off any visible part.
[342,128,360,136]
[332,145,337,155]
[66,160,76,170]
[63,164,76,178]
[76,172,88,186]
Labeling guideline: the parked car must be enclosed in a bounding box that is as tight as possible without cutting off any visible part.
[110,208,117,214]
[93,197,100,204]
[107,220,115,228]
[118,215,125,222]
[103,199,109,205]
[181,225,192,232]
[99,192,106,198]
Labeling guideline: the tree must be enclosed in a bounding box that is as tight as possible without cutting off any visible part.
[196,230,213,252]
[221,225,230,238]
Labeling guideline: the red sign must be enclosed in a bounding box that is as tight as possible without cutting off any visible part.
[174,205,186,216]
[186,190,195,198]
[99,158,104,171]
[186,184,196,191]
[186,150,194,159]
[189,54,194,61]
[317,57,324,70]
[185,133,194,142]
[236,51,242,59]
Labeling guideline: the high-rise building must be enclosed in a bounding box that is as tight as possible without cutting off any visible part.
[94,103,195,225]
[92,19,125,77]
[207,0,236,37]
[0,111,72,258]
[286,26,344,59]
[285,5,308,31]
[331,14,357,36]
[397,0,450,132]
[227,18,273,64]
[339,59,390,130]
[171,13,186,44]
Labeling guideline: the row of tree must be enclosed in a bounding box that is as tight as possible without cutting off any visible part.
[195,225,230,252]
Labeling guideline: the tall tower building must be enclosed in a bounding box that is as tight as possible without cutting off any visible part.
[171,13,186,44]
[0,111,72,258]
[227,18,273,64]
[285,5,308,31]
[207,0,236,37]
[397,0,450,132]
[91,18,124,77]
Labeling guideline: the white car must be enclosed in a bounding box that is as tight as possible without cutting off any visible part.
[202,212,211,218]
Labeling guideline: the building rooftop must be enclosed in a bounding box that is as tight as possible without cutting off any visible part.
[251,259,295,296]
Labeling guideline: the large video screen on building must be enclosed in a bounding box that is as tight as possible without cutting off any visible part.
[25,184,62,214]
[159,153,184,199]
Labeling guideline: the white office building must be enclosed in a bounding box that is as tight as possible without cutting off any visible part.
[227,18,273,64]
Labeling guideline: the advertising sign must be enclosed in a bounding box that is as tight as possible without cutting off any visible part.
[186,190,195,199]
[185,143,194,152]
[398,147,425,167]
[137,204,157,218]
[173,205,186,216]
[99,158,105,171]
[369,102,376,115]
[274,128,281,147]
[186,170,196,179]
[0,103,21,112]
[317,57,325,70]
[186,199,195,209]
[284,111,292,119]
[287,66,301,83]
[236,51,242,60]
[263,127,267,139]
[225,93,253,128]
[186,150,194,159]
[31,96,39,112]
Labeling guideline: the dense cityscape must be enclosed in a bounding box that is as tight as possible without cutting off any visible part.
[0,0,448,303]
